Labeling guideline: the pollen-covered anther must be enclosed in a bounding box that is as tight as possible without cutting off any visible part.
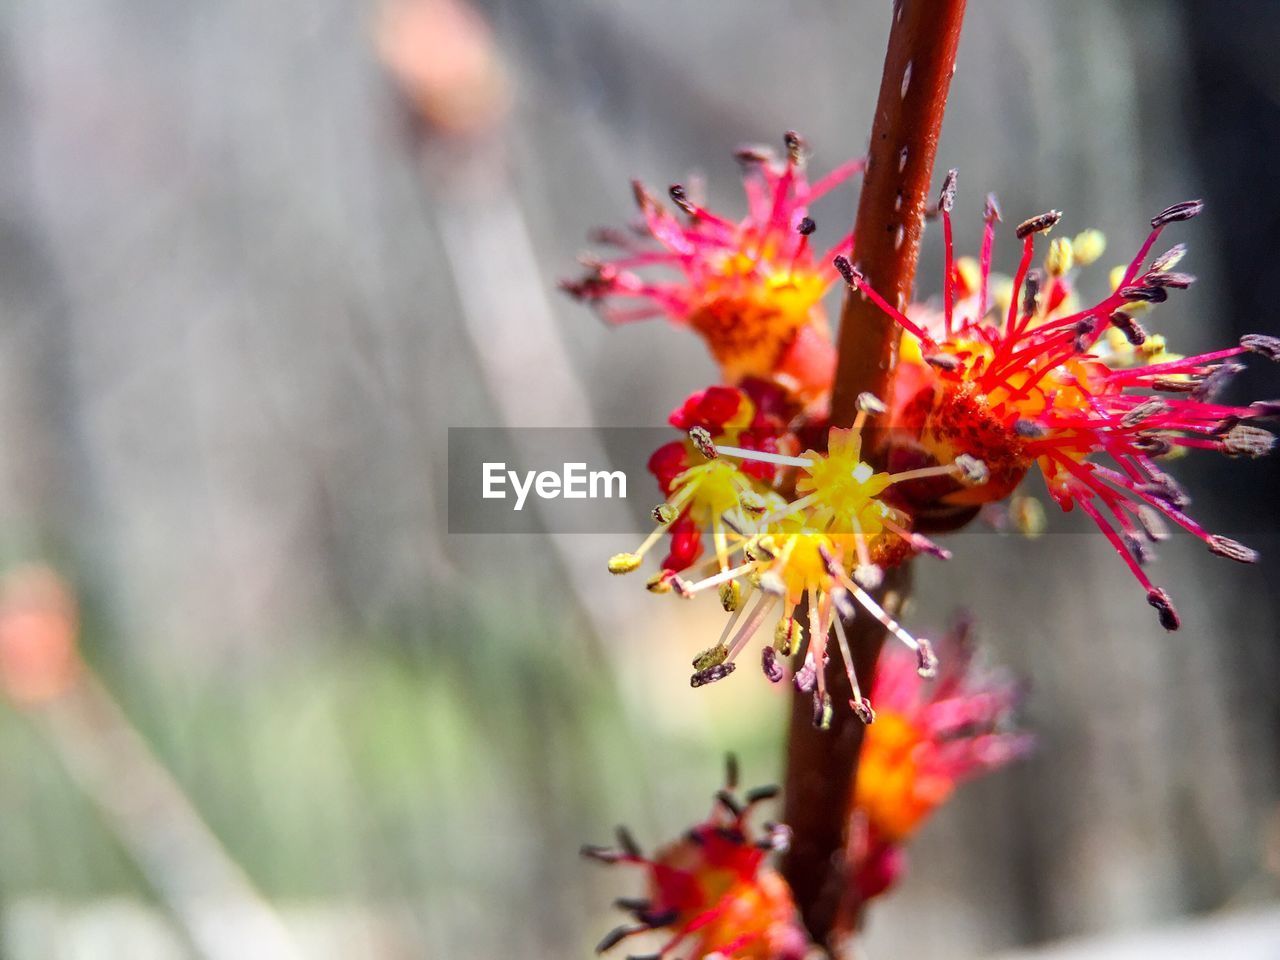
[1132,433,1174,456]
[759,821,792,853]
[1191,362,1245,402]
[857,391,888,415]
[797,216,817,236]
[938,168,958,213]
[784,129,807,164]
[608,552,643,575]
[651,503,678,524]
[1146,587,1181,631]
[670,576,695,599]
[1015,209,1062,240]
[851,697,876,725]
[1241,334,1280,361]
[1220,423,1275,458]
[690,662,737,688]
[953,454,989,485]
[1206,535,1260,564]
[1120,398,1171,429]
[693,644,729,671]
[1136,505,1171,542]
[688,426,718,460]
[1151,199,1204,228]
[853,563,884,591]
[719,580,742,612]
[915,638,939,678]
[761,646,784,683]
[774,616,802,655]
[739,490,767,515]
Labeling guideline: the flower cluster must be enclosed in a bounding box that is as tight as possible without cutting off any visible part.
[568,138,1275,716]
[581,758,807,960]
[835,173,1278,628]
[848,616,1031,902]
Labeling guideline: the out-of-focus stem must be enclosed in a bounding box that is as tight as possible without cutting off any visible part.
[781,0,966,951]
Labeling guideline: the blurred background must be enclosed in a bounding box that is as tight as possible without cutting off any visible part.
[0,0,1278,957]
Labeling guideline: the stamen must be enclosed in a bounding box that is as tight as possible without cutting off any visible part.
[831,614,873,724]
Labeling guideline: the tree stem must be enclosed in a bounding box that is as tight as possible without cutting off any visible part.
[781,0,967,950]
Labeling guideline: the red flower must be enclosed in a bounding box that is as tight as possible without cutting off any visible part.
[563,133,863,397]
[582,759,808,960]
[850,616,1031,901]
[838,179,1278,628]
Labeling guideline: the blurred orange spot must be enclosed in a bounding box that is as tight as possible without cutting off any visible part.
[0,565,80,706]
[376,0,510,137]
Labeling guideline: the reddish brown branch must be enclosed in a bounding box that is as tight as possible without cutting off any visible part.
[781,0,966,951]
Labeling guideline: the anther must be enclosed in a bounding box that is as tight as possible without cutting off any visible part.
[915,637,939,678]
[851,697,876,725]
[1146,587,1181,631]
[719,580,742,612]
[1132,433,1174,456]
[833,254,862,287]
[723,752,741,790]
[1109,311,1148,347]
[1119,285,1168,304]
[615,825,642,858]
[1121,399,1170,429]
[857,392,888,415]
[812,691,833,729]
[746,784,781,804]
[784,130,806,165]
[1073,317,1098,353]
[1220,423,1275,458]
[797,216,817,236]
[608,553,643,575]
[761,646,784,683]
[652,503,677,524]
[667,183,694,216]
[1015,210,1062,240]
[670,576,694,598]
[954,454,989,485]
[1241,334,1280,361]
[1206,535,1260,564]
[760,822,792,853]
[1022,269,1043,314]
[1191,363,1244,402]
[734,145,774,166]
[793,656,816,693]
[774,616,802,655]
[580,844,622,864]
[983,192,1002,223]
[1136,505,1170,542]
[692,644,729,671]
[596,924,644,953]
[830,587,857,621]
[1151,199,1204,228]
[1151,376,1198,394]
[690,662,737,688]
[1145,271,1196,289]
[688,426,717,460]
[1149,243,1187,272]
[924,352,962,371]
[938,168,958,213]
[715,789,744,817]
[853,563,884,591]
[1014,418,1048,439]
[613,897,652,916]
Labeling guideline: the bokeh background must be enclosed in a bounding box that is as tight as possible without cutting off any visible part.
[0,0,1278,957]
